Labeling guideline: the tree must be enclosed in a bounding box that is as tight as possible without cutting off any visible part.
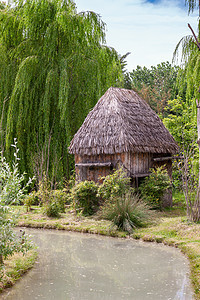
[163,97,197,148]
[0,0,123,184]
[118,52,132,89]
[163,97,199,220]
[130,62,179,115]
[172,0,200,221]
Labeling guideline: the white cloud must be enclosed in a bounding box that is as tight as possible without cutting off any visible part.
[75,0,198,70]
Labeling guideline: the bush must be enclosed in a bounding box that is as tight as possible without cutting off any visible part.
[70,180,99,216]
[37,176,67,217]
[98,168,131,201]
[64,172,76,193]
[139,166,171,210]
[42,191,67,218]
[24,191,39,212]
[100,191,152,233]
[51,190,67,213]
[36,175,51,207]
[43,199,61,218]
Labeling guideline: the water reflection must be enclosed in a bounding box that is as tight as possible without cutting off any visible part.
[2,228,193,300]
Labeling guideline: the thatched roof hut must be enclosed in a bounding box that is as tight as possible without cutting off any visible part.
[69,87,179,207]
[69,87,178,156]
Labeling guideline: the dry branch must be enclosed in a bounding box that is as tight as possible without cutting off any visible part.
[188,23,200,50]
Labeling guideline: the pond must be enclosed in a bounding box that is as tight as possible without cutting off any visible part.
[2,228,193,300]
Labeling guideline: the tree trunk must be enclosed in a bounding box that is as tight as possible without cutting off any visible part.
[0,253,3,265]
[196,100,200,182]
[196,99,200,221]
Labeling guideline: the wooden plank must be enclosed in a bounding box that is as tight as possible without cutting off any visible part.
[138,152,142,173]
[136,153,139,174]
[131,172,150,178]
[152,157,172,162]
[132,153,136,174]
[144,153,149,172]
[149,153,153,169]
[153,156,183,162]
[75,162,112,167]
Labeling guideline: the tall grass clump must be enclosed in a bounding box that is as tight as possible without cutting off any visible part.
[101,191,152,233]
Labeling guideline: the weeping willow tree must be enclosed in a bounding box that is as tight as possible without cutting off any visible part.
[0,0,123,184]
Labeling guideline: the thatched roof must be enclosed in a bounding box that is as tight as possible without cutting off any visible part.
[69,87,179,155]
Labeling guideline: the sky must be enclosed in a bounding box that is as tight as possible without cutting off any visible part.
[75,0,199,71]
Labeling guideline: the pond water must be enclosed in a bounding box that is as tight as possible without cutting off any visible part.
[2,228,193,300]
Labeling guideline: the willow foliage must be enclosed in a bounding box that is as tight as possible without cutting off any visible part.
[174,1,200,107]
[0,0,123,183]
[185,0,200,14]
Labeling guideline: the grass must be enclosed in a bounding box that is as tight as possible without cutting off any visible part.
[14,206,127,237]
[2,203,200,299]
[0,250,38,293]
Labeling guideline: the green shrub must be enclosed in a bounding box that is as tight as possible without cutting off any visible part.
[36,176,51,207]
[98,168,131,201]
[0,139,34,265]
[24,191,39,212]
[42,191,66,218]
[51,190,67,213]
[36,176,67,217]
[64,172,76,193]
[70,180,99,216]
[100,191,152,233]
[139,166,171,210]
[172,190,187,208]
[43,200,61,218]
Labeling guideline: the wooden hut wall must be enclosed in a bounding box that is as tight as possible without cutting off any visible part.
[121,152,151,176]
[75,152,153,182]
[75,153,123,183]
